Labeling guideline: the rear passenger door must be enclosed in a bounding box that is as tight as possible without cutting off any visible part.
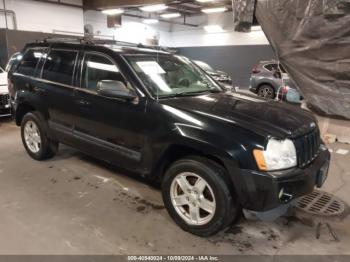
[73,51,147,171]
[38,48,79,143]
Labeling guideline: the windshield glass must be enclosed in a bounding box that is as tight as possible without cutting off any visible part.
[125,54,222,98]
[5,52,22,72]
[194,60,214,72]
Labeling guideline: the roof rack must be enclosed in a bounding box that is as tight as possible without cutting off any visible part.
[40,36,117,45]
[38,36,177,53]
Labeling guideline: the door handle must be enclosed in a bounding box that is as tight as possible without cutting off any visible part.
[33,86,46,94]
[75,99,91,107]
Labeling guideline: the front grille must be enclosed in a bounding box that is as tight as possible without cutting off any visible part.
[0,94,10,107]
[293,128,321,168]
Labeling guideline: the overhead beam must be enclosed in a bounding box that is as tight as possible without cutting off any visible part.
[83,0,167,10]
[33,0,82,8]
[124,13,198,27]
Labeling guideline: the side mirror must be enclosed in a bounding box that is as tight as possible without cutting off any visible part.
[97,80,137,101]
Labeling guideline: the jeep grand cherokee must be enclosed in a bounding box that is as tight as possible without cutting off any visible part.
[8,40,330,236]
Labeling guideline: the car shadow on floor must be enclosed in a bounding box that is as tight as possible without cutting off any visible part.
[48,144,161,190]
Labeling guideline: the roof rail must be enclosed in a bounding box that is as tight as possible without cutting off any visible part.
[40,36,141,46]
[38,36,176,53]
[40,36,115,45]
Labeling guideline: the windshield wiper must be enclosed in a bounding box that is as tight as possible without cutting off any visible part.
[176,90,211,96]
[159,89,221,99]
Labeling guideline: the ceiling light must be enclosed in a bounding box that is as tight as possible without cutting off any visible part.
[160,12,181,19]
[140,4,168,12]
[201,7,228,14]
[142,18,159,24]
[204,25,224,33]
[101,8,124,15]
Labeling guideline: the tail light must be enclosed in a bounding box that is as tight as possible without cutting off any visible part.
[281,86,290,93]
[251,66,260,74]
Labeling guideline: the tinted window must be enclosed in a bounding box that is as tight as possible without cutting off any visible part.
[82,53,125,91]
[42,49,77,86]
[264,63,277,71]
[265,63,286,73]
[16,49,45,76]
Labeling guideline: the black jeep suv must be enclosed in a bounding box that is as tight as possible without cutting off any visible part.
[8,40,330,236]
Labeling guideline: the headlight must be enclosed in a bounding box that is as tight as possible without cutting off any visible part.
[253,138,297,171]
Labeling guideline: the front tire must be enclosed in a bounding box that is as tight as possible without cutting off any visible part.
[162,157,239,236]
[21,111,58,160]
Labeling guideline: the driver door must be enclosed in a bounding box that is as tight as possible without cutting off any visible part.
[73,51,147,170]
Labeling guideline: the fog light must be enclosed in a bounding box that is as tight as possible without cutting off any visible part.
[279,188,285,199]
[279,188,293,203]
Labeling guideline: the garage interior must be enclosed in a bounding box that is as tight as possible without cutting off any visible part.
[0,0,350,258]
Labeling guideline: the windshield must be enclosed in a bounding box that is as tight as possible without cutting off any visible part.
[125,54,222,98]
[5,52,22,72]
[194,60,214,72]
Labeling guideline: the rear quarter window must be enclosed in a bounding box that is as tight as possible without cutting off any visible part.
[16,48,46,76]
[264,63,278,72]
[42,49,78,86]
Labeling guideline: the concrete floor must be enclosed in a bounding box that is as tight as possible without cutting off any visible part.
[0,118,349,255]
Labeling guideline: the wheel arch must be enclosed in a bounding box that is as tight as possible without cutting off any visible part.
[15,102,36,126]
[152,143,239,193]
[15,93,50,126]
[257,82,275,92]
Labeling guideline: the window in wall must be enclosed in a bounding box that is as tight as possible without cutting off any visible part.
[42,49,78,86]
[82,53,125,91]
[16,48,46,76]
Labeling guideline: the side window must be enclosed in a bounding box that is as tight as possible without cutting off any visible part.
[42,49,77,86]
[265,63,277,72]
[16,49,45,76]
[82,53,125,91]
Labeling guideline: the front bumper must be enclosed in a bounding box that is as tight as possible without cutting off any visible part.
[0,93,11,116]
[232,147,330,212]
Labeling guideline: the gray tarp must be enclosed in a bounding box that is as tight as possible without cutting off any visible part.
[256,0,350,119]
[234,0,350,119]
[232,0,256,32]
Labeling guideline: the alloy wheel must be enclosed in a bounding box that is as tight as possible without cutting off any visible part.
[259,86,274,99]
[170,172,216,226]
[24,120,41,153]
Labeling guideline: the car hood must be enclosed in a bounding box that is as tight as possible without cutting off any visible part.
[0,72,7,86]
[0,85,8,94]
[160,92,316,139]
[0,72,8,94]
[208,70,229,77]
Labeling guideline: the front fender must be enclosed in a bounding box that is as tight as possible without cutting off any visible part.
[146,122,259,177]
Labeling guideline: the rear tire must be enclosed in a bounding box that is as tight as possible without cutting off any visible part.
[21,111,58,161]
[258,84,275,99]
[162,156,239,236]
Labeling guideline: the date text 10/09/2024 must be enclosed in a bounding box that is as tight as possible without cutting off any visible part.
[127,256,220,261]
